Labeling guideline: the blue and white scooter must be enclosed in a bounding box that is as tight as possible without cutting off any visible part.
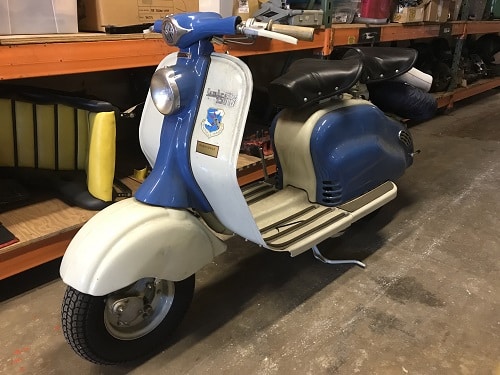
[60,12,424,364]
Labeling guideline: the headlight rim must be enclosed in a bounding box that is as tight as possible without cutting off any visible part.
[150,67,181,115]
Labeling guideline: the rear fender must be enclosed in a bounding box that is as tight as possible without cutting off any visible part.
[60,198,226,296]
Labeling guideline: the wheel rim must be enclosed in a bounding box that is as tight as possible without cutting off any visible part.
[104,278,175,340]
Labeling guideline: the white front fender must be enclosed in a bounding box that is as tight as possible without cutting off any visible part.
[60,198,226,296]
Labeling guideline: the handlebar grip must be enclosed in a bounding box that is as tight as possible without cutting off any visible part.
[243,27,298,44]
[270,24,315,42]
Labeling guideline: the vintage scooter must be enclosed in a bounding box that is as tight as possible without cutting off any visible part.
[60,12,422,364]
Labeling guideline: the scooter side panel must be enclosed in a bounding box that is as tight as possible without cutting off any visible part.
[273,98,368,201]
[59,198,226,296]
[189,53,265,246]
[309,103,411,205]
[139,52,179,167]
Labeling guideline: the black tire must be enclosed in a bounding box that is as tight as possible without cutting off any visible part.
[61,275,195,365]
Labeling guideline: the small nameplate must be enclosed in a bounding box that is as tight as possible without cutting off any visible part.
[196,141,219,158]
[177,52,191,59]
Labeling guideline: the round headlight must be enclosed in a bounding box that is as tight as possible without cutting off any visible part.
[150,67,180,115]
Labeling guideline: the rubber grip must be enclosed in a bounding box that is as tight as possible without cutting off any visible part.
[270,24,315,42]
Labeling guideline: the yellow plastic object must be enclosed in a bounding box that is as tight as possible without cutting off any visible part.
[86,111,116,202]
[132,166,149,182]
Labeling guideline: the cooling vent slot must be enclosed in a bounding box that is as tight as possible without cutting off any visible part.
[398,130,413,149]
[321,180,343,205]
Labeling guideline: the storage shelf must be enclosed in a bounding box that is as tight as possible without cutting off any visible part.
[0,179,139,279]
[1,21,499,80]
[1,20,499,279]
[329,21,455,46]
[0,32,324,80]
[0,155,269,279]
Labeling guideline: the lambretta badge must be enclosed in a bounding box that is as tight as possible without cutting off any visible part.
[206,88,237,107]
[162,19,176,45]
[201,107,224,138]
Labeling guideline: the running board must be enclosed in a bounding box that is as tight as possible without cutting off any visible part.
[241,181,278,205]
[245,181,397,256]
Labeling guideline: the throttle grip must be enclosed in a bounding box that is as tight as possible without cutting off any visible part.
[269,23,315,42]
[244,18,315,42]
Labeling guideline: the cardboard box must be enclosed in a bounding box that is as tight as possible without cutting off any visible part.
[199,0,233,17]
[138,0,198,22]
[423,0,450,22]
[392,5,425,23]
[0,0,78,35]
[198,0,260,20]
[233,0,260,20]
[78,0,198,32]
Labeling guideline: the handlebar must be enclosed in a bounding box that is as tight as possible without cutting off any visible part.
[244,18,315,42]
[154,12,314,49]
[238,23,298,45]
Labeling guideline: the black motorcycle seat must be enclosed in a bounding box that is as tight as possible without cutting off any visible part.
[269,47,417,108]
[268,58,363,108]
[337,46,418,84]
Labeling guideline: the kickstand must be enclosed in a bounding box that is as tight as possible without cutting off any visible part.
[258,146,270,183]
[311,245,366,268]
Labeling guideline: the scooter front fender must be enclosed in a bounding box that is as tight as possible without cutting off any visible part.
[60,198,226,296]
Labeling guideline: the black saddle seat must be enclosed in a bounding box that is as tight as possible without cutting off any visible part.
[335,46,418,83]
[269,58,363,108]
[269,46,418,108]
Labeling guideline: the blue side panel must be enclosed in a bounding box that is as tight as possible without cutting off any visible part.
[310,103,412,205]
[135,42,214,212]
[136,107,209,209]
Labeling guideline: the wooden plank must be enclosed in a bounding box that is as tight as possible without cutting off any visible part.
[215,33,324,56]
[436,78,500,108]
[0,32,160,45]
[0,198,94,254]
[237,153,261,169]
[331,24,362,46]
[0,176,140,254]
[0,39,174,80]
[465,20,500,34]
[237,163,276,186]
[331,21,466,46]
[381,23,442,41]
[0,32,323,80]
[0,229,76,280]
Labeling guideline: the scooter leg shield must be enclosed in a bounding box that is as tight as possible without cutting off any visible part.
[60,198,226,296]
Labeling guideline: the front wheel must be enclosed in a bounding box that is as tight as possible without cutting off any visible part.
[61,275,195,365]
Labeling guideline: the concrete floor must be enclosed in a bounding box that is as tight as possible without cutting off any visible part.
[1,91,499,375]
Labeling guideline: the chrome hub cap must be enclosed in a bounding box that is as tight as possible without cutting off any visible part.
[104,278,175,340]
